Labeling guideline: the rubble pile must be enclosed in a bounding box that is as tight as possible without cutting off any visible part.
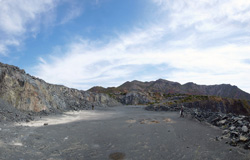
[145,104,250,149]
[184,107,250,149]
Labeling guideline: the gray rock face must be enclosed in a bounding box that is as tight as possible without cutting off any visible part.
[0,62,120,113]
[119,91,152,105]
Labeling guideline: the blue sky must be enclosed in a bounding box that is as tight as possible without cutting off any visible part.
[1,0,250,93]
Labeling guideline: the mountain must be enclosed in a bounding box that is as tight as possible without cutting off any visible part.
[89,79,250,115]
[1,61,250,117]
[90,79,250,100]
[0,62,120,113]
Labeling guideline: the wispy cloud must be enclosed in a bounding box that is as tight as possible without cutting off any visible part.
[35,33,250,93]
[59,0,84,25]
[0,0,58,55]
[34,0,250,93]
[0,0,85,55]
[153,0,250,29]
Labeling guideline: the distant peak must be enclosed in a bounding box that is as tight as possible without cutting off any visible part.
[92,86,105,89]
[131,80,142,83]
[184,82,196,85]
[156,78,167,82]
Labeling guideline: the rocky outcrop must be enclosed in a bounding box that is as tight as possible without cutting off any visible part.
[0,62,120,113]
[118,91,152,105]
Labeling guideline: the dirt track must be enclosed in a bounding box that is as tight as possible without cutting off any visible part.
[0,106,249,160]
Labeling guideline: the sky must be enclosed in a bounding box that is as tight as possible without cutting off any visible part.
[1,0,250,93]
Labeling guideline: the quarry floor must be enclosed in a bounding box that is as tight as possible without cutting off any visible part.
[0,105,250,160]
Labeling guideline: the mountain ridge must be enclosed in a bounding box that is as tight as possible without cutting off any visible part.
[89,79,250,100]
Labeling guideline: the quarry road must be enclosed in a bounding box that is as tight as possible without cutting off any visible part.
[0,106,250,160]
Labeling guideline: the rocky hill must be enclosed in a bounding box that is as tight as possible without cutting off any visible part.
[0,62,120,114]
[128,79,250,99]
[89,79,250,101]
[89,79,250,115]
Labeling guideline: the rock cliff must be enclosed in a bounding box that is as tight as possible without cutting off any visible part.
[0,62,120,113]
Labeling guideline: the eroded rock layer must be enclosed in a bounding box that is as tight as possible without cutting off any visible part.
[0,62,120,113]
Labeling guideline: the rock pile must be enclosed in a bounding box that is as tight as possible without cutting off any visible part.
[0,97,34,122]
[184,107,250,149]
[146,104,250,149]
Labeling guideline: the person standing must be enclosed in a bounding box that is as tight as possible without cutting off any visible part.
[92,104,94,110]
[180,105,184,117]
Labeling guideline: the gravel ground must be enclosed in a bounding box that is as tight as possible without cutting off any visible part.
[0,105,250,160]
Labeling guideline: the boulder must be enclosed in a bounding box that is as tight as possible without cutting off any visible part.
[211,117,221,125]
[244,142,250,149]
[222,130,229,135]
[218,119,227,125]
[229,126,236,131]
[230,131,239,139]
[229,139,237,146]
[237,120,243,126]
[222,115,228,120]
[242,126,248,133]
[240,135,248,142]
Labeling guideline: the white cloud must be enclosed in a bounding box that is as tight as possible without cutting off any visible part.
[35,29,250,93]
[0,0,58,55]
[34,0,250,93]
[0,0,84,55]
[0,0,57,35]
[153,0,250,30]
